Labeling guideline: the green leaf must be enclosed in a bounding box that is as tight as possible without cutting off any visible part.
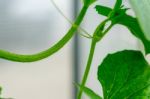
[118,15,150,54]
[83,0,96,6]
[95,5,112,17]
[0,87,2,96]
[95,5,150,54]
[95,0,122,19]
[0,87,1,91]
[130,0,150,41]
[76,84,102,99]
[114,0,122,10]
[98,50,150,99]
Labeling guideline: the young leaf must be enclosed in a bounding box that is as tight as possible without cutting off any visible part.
[98,50,150,99]
[130,0,150,41]
[76,84,102,99]
[83,0,96,6]
[95,5,150,54]
[114,0,122,10]
[95,5,111,17]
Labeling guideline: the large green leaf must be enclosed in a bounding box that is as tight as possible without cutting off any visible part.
[130,0,150,41]
[98,50,150,99]
[95,5,150,54]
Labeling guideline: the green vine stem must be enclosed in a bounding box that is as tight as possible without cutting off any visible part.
[77,39,97,99]
[77,19,113,99]
[0,5,88,62]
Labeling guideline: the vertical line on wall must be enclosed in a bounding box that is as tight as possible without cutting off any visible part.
[72,0,79,99]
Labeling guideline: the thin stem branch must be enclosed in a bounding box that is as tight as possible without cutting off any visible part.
[51,0,91,38]
[77,40,97,99]
[102,24,114,38]
[0,5,89,62]
[77,19,113,99]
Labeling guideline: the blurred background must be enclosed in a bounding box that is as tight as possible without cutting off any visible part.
[0,0,145,99]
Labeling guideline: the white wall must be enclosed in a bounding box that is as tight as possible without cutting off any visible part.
[0,0,73,99]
